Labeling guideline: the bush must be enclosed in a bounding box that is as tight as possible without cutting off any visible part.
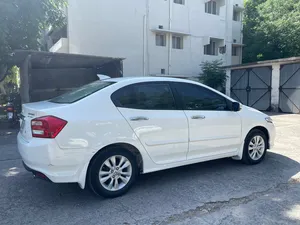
[199,60,227,93]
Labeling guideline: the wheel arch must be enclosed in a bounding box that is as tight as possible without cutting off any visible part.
[88,143,144,175]
[248,126,270,149]
[234,125,271,161]
[78,142,145,190]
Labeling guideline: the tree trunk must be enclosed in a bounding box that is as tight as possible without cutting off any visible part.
[0,64,8,82]
[0,82,6,95]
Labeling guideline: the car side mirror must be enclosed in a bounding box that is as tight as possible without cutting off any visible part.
[232,102,241,112]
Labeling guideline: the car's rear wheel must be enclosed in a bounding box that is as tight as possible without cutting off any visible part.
[88,148,138,198]
[242,129,267,165]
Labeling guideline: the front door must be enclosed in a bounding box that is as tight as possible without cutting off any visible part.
[172,82,241,160]
[111,82,189,164]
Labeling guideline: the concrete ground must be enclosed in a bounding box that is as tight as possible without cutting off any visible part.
[0,114,300,225]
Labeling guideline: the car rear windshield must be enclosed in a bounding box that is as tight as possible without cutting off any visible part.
[50,81,115,104]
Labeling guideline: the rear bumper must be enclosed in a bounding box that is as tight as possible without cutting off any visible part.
[17,133,89,188]
[22,161,51,182]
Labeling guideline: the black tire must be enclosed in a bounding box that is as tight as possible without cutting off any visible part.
[87,147,138,198]
[242,129,268,165]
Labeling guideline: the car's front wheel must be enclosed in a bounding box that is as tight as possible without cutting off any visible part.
[242,129,268,165]
[88,148,138,198]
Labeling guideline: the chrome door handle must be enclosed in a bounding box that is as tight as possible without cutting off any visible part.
[191,115,206,120]
[130,116,149,121]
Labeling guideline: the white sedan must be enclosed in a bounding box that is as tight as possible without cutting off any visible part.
[17,77,275,198]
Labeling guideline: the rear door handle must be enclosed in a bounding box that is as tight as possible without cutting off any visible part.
[130,116,149,121]
[191,115,206,120]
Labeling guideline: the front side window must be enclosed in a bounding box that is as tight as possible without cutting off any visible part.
[50,81,115,104]
[233,11,241,21]
[205,1,217,15]
[111,83,176,110]
[232,46,239,56]
[174,83,229,111]
[172,36,183,49]
[174,0,185,5]
[204,40,217,55]
[156,34,166,47]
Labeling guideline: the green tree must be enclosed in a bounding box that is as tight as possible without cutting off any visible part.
[200,60,227,92]
[0,0,67,81]
[243,0,300,63]
[242,0,267,63]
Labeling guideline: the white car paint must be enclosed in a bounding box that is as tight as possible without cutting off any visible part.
[17,77,275,189]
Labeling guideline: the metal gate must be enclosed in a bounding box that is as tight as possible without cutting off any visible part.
[279,63,300,113]
[230,67,272,111]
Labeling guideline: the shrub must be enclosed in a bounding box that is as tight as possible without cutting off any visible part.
[199,60,227,93]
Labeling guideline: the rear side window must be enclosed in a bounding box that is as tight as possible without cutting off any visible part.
[111,82,176,110]
[173,82,229,111]
[50,81,115,104]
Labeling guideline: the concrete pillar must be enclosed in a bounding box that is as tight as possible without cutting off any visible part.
[224,0,233,66]
[20,55,31,103]
[225,68,231,96]
[271,63,280,111]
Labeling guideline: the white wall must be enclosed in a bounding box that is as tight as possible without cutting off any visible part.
[67,0,244,77]
[68,0,147,76]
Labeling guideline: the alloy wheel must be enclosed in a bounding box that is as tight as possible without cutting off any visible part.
[99,155,132,191]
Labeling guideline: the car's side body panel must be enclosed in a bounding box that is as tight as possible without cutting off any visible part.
[17,77,276,190]
[117,107,189,164]
[184,110,242,160]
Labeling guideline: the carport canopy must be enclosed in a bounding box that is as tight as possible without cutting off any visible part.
[8,50,124,103]
[9,50,124,69]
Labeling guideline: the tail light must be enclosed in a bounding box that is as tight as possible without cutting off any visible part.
[31,116,67,138]
[7,107,13,112]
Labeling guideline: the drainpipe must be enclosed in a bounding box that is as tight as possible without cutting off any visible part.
[168,0,172,75]
[143,14,146,76]
[146,0,150,76]
[224,0,229,66]
[240,10,244,64]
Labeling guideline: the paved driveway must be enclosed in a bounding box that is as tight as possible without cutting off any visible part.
[0,114,300,225]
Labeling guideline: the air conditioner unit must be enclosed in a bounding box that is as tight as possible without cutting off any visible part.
[158,25,164,29]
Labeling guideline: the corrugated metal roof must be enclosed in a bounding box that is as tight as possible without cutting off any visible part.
[9,50,124,69]
[224,56,300,70]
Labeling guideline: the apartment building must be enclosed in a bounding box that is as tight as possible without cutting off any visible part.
[48,0,244,78]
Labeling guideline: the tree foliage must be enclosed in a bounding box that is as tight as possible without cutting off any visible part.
[243,0,300,63]
[0,0,67,64]
[199,60,227,92]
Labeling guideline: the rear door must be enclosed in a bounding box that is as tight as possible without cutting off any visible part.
[111,82,189,165]
[171,82,241,160]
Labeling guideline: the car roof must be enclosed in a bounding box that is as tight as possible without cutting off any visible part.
[107,76,197,84]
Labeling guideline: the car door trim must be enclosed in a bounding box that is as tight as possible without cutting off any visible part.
[189,135,240,142]
[145,139,187,146]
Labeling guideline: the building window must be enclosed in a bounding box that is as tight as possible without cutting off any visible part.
[205,1,217,15]
[204,41,217,56]
[174,0,185,5]
[172,36,183,49]
[156,34,166,47]
[232,46,239,56]
[233,11,241,21]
